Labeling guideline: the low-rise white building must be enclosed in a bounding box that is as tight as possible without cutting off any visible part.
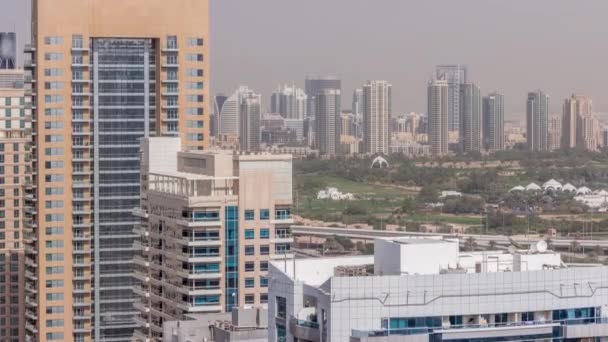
[268,237,608,342]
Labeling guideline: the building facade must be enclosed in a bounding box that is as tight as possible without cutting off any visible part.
[218,86,253,139]
[362,80,391,155]
[526,90,549,152]
[458,83,481,153]
[482,92,504,152]
[269,237,608,342]
[134,137,294,341]
[26,1,210,341]
[270,85,307,120]
[304,76,341,119]
[427,79,449,157]
[0,69,31,342]
[239,92,261,152]
[315,89,341,155]
[436,65,467,132]
[548,115,562,151]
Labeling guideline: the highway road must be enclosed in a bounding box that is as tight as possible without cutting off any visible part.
[291,225,608,249]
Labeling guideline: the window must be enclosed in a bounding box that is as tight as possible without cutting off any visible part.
[187,107,204,115]
[245,262,254,272]
[261,293,268,303]
[260,209,270,220]
[260,261,268,271]
[45,280,63,288]
[187,38,204,46]
[522,312,535,322]
[245,294,255,304]
[44,148,63,156]
[187,82,204,90]
[187,120,204,128]
[45,253,64,262]
[245,210,254,221]
[72,34,83,48]
[167,36,178,49]
[260,229,270,239]
[187,95,204,103]
[45,174,64,183]
[46,333,64,341]
[244,229,254,240]
[245,278,254,288]
[46,306,64,314]
[260,245,270,255]
[260,277,268,287]
[186,54,204,61]
[44,68,63,77]
[45,134,63,142]
[187,133,204,141]
[45,227,63,236]
[44,36,63,45]
[276,296,287,319]
[44,53,63,61]
[45,161,64,169]
[187,68,204,77]
[46,293,64,301]
[46,266,64,275]
[44,108,64,116]
[44,82,63,90]
[45,214,64,222]
[44,95,63,104]
[245,245,254,256]
[45,240,64,248]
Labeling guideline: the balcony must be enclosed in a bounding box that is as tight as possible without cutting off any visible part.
[24,44,36,52]
[24,60,36,68]
[289,316,320,342]
[272,209,293,224]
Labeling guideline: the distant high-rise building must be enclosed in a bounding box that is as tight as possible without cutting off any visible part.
[352,88,364,137]
[561,94,590,149]
[526,90,550,151]
[603,129,608,149]
[459,83,482,153]
[26,1,210,341]
[578,112,601,152]
[211,94,228,138]
[363,80,392,155]
[548,116,562,151]
[0,68,31,342]
[482,92,505,151]
[305,76,341,119]
[219,86,253,137]
[315,89,341,155]
[340,111,357,137]
[214,93,228,116]
[427,79,449,156]
[436,65,467,132]
[270,84,307,120]
[239,92,262,151]
[304,76,340,147]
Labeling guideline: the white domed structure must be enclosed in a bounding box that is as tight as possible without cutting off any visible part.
[370,156,389,169]
[562,183,576,192]
[542,179,562,192]
[509,185,525,192]
[525,183,541,192]
[576,186,592,195]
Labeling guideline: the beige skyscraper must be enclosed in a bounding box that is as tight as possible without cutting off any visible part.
[562,94,599,151]
[363,80,392,155]
[134,137,293,341]
[25,1,210,341]
[315,89,341,155]
[548,116,562,151]
[427,79,449,157]
[0,69,32,342]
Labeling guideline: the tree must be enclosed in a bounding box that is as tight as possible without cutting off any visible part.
[401,197,416,214]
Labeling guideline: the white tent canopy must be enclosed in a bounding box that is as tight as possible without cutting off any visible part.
[525,183,542,191]
[542,179,562,191]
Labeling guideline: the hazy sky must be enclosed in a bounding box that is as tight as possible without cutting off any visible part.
[211,0,608,120]
[2,1,607,120]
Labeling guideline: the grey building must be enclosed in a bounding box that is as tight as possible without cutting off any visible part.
[239,92,262,151]
[270,84,307,120]
[436,65,467,132]
[305,76,341,119]
[482,92,505,152]
[526,90,549,151]
[459,83,482,153]
[315,89,341,155]
[427,79,449,157]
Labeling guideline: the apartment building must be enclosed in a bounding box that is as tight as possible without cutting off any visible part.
[0,69,32,342]
[269,236,608,342]
[25,1,210,341]
[134,137,293,341]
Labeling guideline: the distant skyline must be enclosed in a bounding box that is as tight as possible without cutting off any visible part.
[211,0,608,120]
[2,0,608,120]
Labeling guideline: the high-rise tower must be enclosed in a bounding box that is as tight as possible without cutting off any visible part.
[482,92,505,152]
[25,1,210,341]
[314,89,341,155]
[427,79,449,157]
[436,65,467,132]
[459,83,481,153]
[362,80,392,155]
[526,90,549,152]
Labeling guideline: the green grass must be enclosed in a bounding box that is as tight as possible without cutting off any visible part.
[407,213,483,225]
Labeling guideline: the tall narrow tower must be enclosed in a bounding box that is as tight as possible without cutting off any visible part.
[362,80,392,155]
[482,92,505,152]
[459,83,481,153]
[436,65,467,132]
[26,1,210,341]
[526,90,549,152]
[427,79,449,157]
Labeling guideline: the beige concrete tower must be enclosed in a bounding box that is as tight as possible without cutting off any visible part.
[363,80,392,155]
[428,79,449,157]
[0,69,32,342]
[134,138,293,341]
[26,1,210,341]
